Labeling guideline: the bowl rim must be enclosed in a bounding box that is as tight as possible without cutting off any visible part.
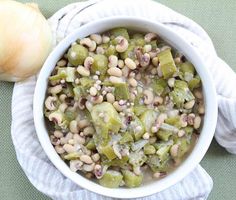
[33,16,218,199]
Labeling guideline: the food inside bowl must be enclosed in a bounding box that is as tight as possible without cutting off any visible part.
[44,28,205,188]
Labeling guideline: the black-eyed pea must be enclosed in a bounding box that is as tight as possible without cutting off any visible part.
[151,126,158,133]
[167,78,175,88]
[96,46,105,54]
[106,93,115,103]
[153,172,161,179]
[144,32,157,42]
[55,145,65,154]
[91,95,103,104]
[59,94,67,102]
[89,41,96,52]
[68,139,76,145]
[151,68,157,75]
[102,35,110,43]
[118,59,125,68]
[125,58,136,70]
[83,163,95,172]
[83,126,95,136]
[109,76,124,84]
[194,116,201,129]
[157,113,167,124]
[194,89,203,99]
[115,36,128,52]
[113,101,123,112]
[60,137,67,145]
[89,87,97,96]
[108,55,118,68]
[80,155,93,164]
[57,59,67,67]
[174,57,181,64]
[130,93,136,101]
[94,164,103,179]
[73,134,85,144]
[157,65,163,77]
[80,38,96,52]
[92,153,100,162]
[77,66,90,76]
[63,144,76,153]
[198,104,205,114]
[48,112,63,125]
[121,66,130,77]
[170,144,179,158]
[152,57,159,67]
[69,120,79,134]
[107,67,122,77]
[184,100,195,109]
[70,160,83,172]
[48,85,62,94]
[143,44,152,53]
[142,132,150,140]
[180,114,188,127]
[45,96,57,111]
[80,38,92,47]
[143,89,154,105]
[128,78,138,87]
[140,53,150,67]
[84,56,94,69]
[187,113,195,125]
[136,72,142,80]
[177,130,185,137]
[90,34,102,45]
[58,103,68,112]
[85,101,93,111]
[65,132,73,141]
[50,135,61,146]
[54,130,63,138]
[78,119,90,129]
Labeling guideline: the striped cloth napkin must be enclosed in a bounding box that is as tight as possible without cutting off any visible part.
[11,0,236,199]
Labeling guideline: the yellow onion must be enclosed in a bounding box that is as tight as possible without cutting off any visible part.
[0,0,52,82]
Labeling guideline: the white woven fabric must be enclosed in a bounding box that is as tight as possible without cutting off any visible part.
[11,0,236,199]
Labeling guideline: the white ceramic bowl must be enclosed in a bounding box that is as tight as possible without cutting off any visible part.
[34,17,218,199]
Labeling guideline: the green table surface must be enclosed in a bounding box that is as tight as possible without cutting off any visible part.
[0,0,236,199]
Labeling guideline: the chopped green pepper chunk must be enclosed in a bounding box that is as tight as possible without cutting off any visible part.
[86,139,96,150]
[189,75,201,90]
[110,27,129,40]
[133,106,148,116]
[64,152,81,160]
[129,116,145,141]
[179,61,195,74]
[73,86,85,100]
[151,78,167,95]
[144,144,156,154]
[99,170,123,188]
[120,132,134,144]
[140,110,158,132]
[100,145,117,160]
[170,80,195,108]
[114,83,130,100]
[91,102,122,140]
[165,116,182,129]
[91,54,108,75]
[122,170,143,188]
[157,130,172,141]
[158,49,177,79]
[68,44,88,66]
